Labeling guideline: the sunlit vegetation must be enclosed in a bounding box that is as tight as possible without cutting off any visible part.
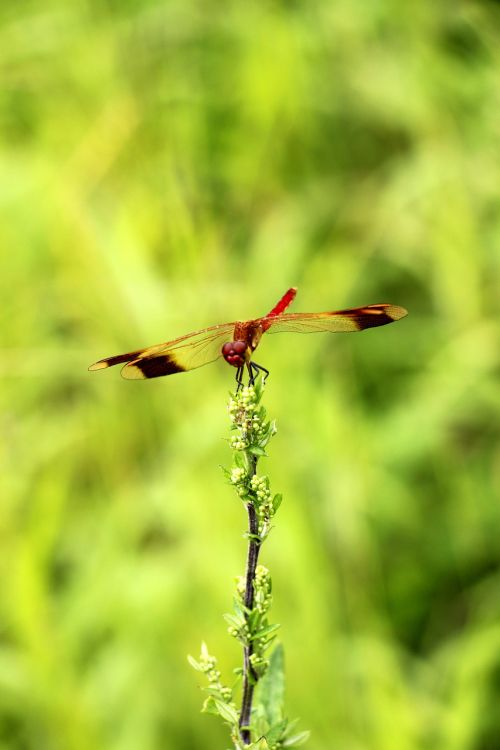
[1,1,499,749]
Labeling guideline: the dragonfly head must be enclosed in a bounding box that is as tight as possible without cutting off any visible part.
[222,340,248,368]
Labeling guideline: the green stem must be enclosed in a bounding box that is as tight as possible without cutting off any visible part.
[239,457,261,745]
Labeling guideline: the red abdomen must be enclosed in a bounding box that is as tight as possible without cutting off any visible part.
[261,287,297,331]
[266,287,297,318]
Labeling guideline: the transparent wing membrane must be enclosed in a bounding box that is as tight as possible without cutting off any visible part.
[89,323,236,379]
[261,305,407,335]
[121,327,234,380]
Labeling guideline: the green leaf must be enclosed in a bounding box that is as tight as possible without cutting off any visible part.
[260,421,276,443]
[248,741,268,750]
[283,731,311,747]
[234,452,246,469]
[234,597,251,617]
[245,532,262,543]
[261,634,277,651]
[256,643,285,726]
[265,718,288,745]
[203,687,224,698]
[223,613,244,629]
[281,718,300,737]
[214,699,239,725]
[242,451,251,472]
[201,696,219,716]
[251,623,280,641]
[249,446,267,457]
[187,654,202,671]
[248,608,262,632]
[272,494,283,512]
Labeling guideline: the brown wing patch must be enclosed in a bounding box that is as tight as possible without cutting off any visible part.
[122,354,185,380]
[88,348,145,370]
[334,304,407,330]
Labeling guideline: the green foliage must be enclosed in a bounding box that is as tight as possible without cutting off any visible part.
[254,646,310,749]
[1,0,500,748]
[188,644,240,746]
[227,384,281,541]
[258,645,285,729]
[192,384,306,746]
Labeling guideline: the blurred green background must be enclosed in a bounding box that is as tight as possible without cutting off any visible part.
[1,1,500,749]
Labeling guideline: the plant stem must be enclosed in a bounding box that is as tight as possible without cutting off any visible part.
[239,456,261,745]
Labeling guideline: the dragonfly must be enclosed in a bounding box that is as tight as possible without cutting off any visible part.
[89,287,407,389]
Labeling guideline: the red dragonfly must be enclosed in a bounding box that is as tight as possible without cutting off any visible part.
[89,288,407,388]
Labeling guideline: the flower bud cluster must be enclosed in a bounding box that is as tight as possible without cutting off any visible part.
[229,434,248,451]
[237,385,258,410]
[228,385,258,425]
[197,647,233,703]
[227,385,274,508]
[250,474,271,502]
[250,413,266,439]
[227,620,250,643]
[257,502,273,539]
[249,651,269,677]
[249,475,276,540]
[228,385,268,448]
[229,466,248,499]
[230,467,246,485]
[199,651,218,676]
[236,575,246,600]
[254,565,272,615]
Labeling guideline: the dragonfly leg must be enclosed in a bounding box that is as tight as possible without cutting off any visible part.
[235,366,244,392]
[250,361,270,384]
[246,361,256,387]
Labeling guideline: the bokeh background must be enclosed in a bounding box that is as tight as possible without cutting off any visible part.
[2,1,500,749]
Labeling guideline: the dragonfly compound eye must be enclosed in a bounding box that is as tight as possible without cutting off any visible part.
[222,341,247,367]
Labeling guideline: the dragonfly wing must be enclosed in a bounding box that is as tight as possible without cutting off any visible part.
[261,304,407,334]
[121,325,235,380]
[88,347,150,370]
[89,323,235,379]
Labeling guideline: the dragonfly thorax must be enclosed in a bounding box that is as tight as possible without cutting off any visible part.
[222,340,248,368]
